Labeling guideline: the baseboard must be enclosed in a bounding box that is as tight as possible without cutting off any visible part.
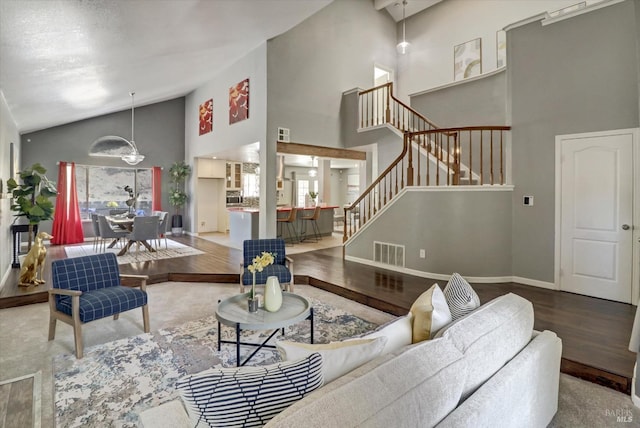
[344,255,557,289]
[511,276,557,290]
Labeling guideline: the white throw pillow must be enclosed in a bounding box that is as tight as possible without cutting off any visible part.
[276,337,387,384]
[410,283,452,343]
[176,353,323,428]
[443,273,481,320]
[354,314,413,355]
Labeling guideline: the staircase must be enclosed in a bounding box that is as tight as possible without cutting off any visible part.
[343,83,510,242]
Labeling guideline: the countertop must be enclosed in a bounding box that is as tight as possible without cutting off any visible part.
[228,206,338,213]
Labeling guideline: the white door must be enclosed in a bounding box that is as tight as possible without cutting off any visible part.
[559,131,634,303]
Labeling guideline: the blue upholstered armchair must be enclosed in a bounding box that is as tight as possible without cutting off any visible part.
[48,253,150,358]
[240,239,294,293]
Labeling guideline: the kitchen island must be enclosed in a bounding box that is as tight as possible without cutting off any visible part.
[228,206,337,247]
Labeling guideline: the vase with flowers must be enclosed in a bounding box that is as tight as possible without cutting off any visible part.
[247,251,275,312]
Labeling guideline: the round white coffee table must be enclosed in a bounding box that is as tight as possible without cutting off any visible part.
[216,292,314,366]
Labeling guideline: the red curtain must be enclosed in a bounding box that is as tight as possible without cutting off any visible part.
[152,166,162,211]
[51,162,85,245]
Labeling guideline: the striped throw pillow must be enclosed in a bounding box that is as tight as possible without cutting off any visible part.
[443,273,480,320]
[176,353,323,427]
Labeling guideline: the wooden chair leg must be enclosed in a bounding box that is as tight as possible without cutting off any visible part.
[71,295,84,359]
[142,305,150,333]
[48,316,57,341]
[73,318,83,359]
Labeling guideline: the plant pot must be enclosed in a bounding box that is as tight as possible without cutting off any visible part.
[171,215,183,236]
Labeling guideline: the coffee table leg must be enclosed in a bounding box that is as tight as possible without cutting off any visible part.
[310,307,314,344]
[236,323,241,367]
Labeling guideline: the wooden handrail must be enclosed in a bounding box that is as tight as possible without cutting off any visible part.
[342,137,409,242]
[348,84,512,242]
[344,121,511,242]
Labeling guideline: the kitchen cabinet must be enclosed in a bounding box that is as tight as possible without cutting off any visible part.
[197,158,225,178]
[226,162,242,189]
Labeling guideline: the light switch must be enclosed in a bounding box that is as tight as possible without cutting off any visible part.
[523,196,534,206]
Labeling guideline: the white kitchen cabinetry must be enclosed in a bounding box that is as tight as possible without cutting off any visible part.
[197,158,225,178]
[226,162,243,189]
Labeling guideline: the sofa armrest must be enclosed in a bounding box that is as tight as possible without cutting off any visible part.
[437,330,562,428]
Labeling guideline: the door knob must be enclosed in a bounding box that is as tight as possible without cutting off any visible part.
[622,224,630,230]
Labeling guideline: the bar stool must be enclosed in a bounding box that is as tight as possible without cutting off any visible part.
[300,206,322,242]
[277,208,299,245]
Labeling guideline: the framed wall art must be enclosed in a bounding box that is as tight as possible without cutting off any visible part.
[229,78,249,125]
[199,98,213,135]
[454,38,482,81]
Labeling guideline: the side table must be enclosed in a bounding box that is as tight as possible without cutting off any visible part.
[216,292,314,367]
[10,224,38,268]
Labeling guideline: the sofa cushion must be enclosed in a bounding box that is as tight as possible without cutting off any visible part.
[266,337,466,427]
[354,313,413,355]
[176,353,323,428]
[434,293,534,400]
[410,283,452,343]
[443,273,480,320]
[276,337,387,384]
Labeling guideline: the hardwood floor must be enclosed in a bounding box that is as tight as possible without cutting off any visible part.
[1,235,636,394]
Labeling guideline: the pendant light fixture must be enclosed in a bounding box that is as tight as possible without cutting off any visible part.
[397,0,410,55]
[308,156,317,177]
[121,91,145,165]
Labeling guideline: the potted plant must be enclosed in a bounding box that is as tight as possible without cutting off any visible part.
[7,163,57,250]
[169,161,191,236]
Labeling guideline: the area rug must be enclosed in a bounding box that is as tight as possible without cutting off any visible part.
[0,371,42,428]
[64,240,205,264]
[52,298,380,427]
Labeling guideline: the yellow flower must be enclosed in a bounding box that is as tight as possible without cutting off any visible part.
[248,252,275,273]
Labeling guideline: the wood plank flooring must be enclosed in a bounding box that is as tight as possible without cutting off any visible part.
[1,235,636,394]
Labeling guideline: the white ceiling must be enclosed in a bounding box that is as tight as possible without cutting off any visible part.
[0,0,332,134]
[0,0,439,135]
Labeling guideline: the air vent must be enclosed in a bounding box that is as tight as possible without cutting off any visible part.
[278,127,290,142]
[373,241,405,267]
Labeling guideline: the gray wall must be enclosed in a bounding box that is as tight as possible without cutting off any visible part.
[267,0,397,148]
[20,97,186,233]
[509,0,640,282]
[410,70,507,127]
[0,95,21,281]
[345,189,513,277]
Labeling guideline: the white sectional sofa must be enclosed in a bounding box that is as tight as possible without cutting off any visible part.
[140,293,562,427]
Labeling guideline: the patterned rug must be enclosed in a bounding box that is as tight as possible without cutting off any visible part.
[64,240,204,264]
[52,298,380,427]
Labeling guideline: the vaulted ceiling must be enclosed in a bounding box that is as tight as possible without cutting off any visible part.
[0,0,438,135]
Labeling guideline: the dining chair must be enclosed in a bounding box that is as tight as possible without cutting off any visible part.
[91,213,102,251]
[126,216,160,260]
[240,238,294,293]
[155,211,169,250]
[97,215,128,252]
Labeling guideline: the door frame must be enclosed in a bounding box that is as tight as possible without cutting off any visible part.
[554,128,640,304]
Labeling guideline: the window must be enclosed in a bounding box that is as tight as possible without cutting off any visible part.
[75,165,152,220]
[296,179,318,207]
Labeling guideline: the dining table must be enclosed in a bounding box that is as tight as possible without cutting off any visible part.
[106,215,157,256]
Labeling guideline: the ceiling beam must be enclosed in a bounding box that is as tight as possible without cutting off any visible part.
[277,142,366,161]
